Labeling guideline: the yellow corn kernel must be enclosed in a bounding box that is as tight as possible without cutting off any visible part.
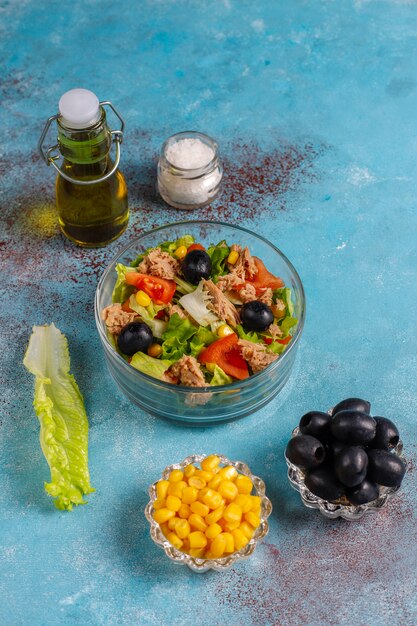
[178,503,191,519]
[227,250,239,265]
[221,532,235,553]
[205,506,225,525]
[210,534,227,558]
[201,455,221,472]
[190,501,210,517]
[188,513,207,532]
[189,548,206,558]
[208,474,222,490]
[218,480,239,501]
[168,517,179,531]
[205,551,215,559]
[188,476,206,490]
[239,521,255,540]
[205,362,216,373]
[167,480,187,496]
[223,503,242,525]
[156,480,170,500]
[226,520,242,532]
[175,245,188,260]
[153,508,176,524]
[166,495,182,512]
[169,469,184,483]
[135,290,151,307]
[160,523,170,538]
[205,523,223,540]
[217,324,234,338]
[182,538,190,553]
[201,489,224,510]
[153,498,166,511]
[167,532,183,550]
[250,495,262,513]
[244,511,261,528]
[184,464,197,479]
[197,487,210,500]
[231,528,249,551]
[234,494,252,514]
[195,469,214,483]
[147,343,162,358]
[218,466,238,481]
[182,486,198,505]
[175,519,191,539]
[235,474,253,495]
[189,531,208,549]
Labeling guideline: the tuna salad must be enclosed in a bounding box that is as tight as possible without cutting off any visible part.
[101,235,298,387]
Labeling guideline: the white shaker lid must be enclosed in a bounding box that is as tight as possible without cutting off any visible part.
[58,88,100,129]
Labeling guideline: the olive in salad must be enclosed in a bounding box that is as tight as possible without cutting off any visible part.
[101,235,298,387]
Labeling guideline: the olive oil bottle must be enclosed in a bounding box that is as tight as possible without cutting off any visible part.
[39,89,129,247]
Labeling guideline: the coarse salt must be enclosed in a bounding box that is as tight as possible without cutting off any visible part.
[166,138,215,169]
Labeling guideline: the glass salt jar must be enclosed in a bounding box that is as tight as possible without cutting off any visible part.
[157,131,223,210]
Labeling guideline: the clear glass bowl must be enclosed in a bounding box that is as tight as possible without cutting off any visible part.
[144,454,272,573]
[94,221,305,424]
[285,425,405,520]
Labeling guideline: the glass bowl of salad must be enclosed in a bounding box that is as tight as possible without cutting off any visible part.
[94,221,305,424]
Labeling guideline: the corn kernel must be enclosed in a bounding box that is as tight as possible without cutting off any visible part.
[250,495,262,513]
[167,481,187,498]
[218,466,238,481]
[223,503,242,524]
[227,250,239,265]
[167,532,183,550]
[210,534,227,557]
[190,501,210,517]
[135,289,152,307]
[153,498,166,510]
[231,528,249,551]
[156,480,170,500]
[221,532,235,553]
[205,506,225,525]
[208,475,222,490]
[201,489,224,510]
[182,486,198,505]
[153,508,176,524]
[147,343,162,358]
[175,245,188,260]
[235,474,253,495]
[234,494,252,513]
[217,324,234,338]
[188,513,207,532]
[205,362,216,373]
[189,548,206,558]
[168,517,179,531]
[178,503,191,519]
[218,480,239,501]
[166,495,181,512]
[195,469,214,483]
[188,476,206,490]
[175,519,191,539]
[224,520,240,532]
[205,523,223,539]
[205,551,215,559]
[160,523,170,538]
[169,469,184,483]
[244,512,261,528]
[201,455,221,472]
[184,464,197,479]
[239,521,255,540]
[189,531,208,549]
[182,538,190,553]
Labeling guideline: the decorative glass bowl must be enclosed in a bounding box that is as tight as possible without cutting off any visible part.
[94,220,305,424]
[144,454,272,572]
[285,425,405,520]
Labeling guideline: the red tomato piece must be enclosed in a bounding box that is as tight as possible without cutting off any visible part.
[124,272,176,304]
[248,257,284,291]
[198,333,249,380]
[121,298,134,313]
[187,243,206,252]
[263,334,292,346]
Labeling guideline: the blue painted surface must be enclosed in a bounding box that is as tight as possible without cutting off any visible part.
[1,1,417,624]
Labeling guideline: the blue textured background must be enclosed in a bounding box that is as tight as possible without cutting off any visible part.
[1,1,416,624]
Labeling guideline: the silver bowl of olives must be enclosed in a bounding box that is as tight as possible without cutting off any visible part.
[285,397,407,520]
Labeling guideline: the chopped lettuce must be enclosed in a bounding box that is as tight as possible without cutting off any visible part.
[112,263,136,303]
[273,287,294,317]
[210,365,233,386]
[130,352,172,380]
[280,315,298,337]
[268,341,287,355]
[128,296,167,338]
[178,281,219,327]
[161,314,198,360]
[174,276,196,295]
[23,324,95,511]
[236,324,261,343]
[131,235,195,266]
[207,241,230,279]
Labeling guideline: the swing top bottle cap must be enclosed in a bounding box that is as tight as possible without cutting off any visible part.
[58,88,100,129]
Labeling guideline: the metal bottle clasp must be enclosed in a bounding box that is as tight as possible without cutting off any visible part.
[38,101,125,186]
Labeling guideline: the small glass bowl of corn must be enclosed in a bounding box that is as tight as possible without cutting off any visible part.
[144,453,272,573]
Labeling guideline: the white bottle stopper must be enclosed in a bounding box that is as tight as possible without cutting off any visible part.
[58,88,100,129]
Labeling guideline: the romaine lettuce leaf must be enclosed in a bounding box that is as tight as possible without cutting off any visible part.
[130,352,172,380]
[210,365,233,386]
[128,296,167,338]
[207,240,230,279]
[236,324,261,343]
[112,263,136,304]
[161,313,198,360]
[178,281,219,327]
[174,276,196,295]
[23,324,94,511]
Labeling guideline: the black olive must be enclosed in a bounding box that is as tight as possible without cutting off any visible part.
[331,410,376,445]
[118,322,153,356]
[299,411,332,443]
[285,435,326,470]
[367,449,406,487]
[304,466,345,502]
[347,479,380,505]
[240,301,274,332]
[370,417,400,451]
[181,250,212,284]
[331,397,371,416]
[334,446,368,487]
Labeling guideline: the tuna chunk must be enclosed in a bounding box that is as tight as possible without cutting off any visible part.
[216,272,244,292]
[101,304,137,335]
[227,245,257,280]
[268,323,283,340]
[167,303,187,320]
[238,283,257,303]
[203,279,240,327]
[271,298,286,319]
[137,247,180,280]
[257,287,273,306]
[169,355,207,387]
[238,339,279,374]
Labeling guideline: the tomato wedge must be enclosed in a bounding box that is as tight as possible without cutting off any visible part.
[187,243,206,252]
[263,335,292,346]
[125,272,176,304]
[248,257,284,291]
[199,333,249,380]
[121,298,134,313]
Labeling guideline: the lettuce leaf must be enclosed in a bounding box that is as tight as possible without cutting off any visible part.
[273,287,294,317]
[131,235,195,266]
[178,281,219,327]
[236,324,261,343]
[210,365,233,386]
[130,352,172,380]
[128,296,167,338]
[207,241,230,279]
[174,276,196,295]
[161,313,198,360]
[112,263,136,303]
[23,324,94,511]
